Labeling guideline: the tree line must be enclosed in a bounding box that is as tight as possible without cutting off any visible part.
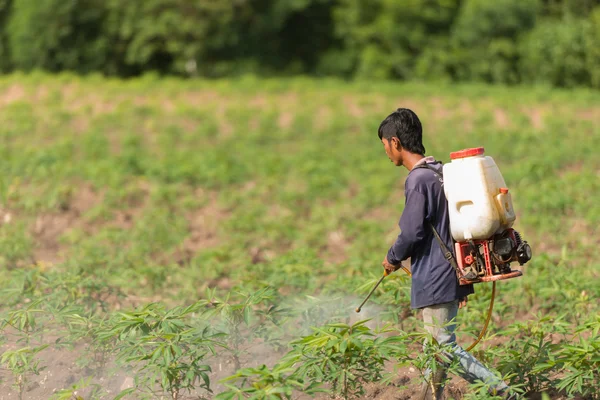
[0,0,599,88]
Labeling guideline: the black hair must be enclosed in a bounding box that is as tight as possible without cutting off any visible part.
[377,108,426,155]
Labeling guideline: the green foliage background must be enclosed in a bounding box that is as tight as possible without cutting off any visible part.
[1,0,600,87]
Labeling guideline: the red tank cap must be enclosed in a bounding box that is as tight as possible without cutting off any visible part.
[499,187,509,194]
[450,147,485,160]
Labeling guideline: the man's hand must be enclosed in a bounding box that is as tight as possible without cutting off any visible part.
[458,297,468,309]
[382,256,400,276]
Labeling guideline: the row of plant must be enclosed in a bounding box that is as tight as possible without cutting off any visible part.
[1,258,599,399]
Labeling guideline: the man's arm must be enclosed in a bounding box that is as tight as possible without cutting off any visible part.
[386,189,427,265]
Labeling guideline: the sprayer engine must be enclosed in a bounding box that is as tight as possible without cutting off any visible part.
[455,229,532,285]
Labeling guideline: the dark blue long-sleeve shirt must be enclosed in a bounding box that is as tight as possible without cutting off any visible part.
[387,160,474,309]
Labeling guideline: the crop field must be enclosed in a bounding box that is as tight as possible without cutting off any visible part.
[0,74,599,400]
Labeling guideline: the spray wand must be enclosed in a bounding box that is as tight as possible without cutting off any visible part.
[355,264,411,313]
[354,263,496,352]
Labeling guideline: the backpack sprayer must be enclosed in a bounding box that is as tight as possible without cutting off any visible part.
[356,147,532,348]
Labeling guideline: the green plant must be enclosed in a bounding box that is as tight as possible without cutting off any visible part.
[46,271,126,313]
[0,220,33,268]
[548,317,600,399]
[286,320,399,399]
[50,377,102,400]
[103,302,226,399]
[462,382,503,400]
[216,363,324,400]
[492,315,568,394]
[202,286,278,371]
[2,298,45,345]
[58,311,114,373]
[1,344,49,400]
[399,329,468,397]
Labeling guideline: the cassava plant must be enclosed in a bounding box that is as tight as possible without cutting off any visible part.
[491,315,568,394]
[285,320,402,399]
[215,362,324,400]
[403,329,463,397]
[102,301,226,400]
[549,316,600,399]
[1,298,46,345]
[49,377,103,400]
[58,310,115,374]
[1,345,49,400]
[201,286,278,371]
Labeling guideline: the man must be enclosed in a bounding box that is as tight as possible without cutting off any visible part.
[378,108,515,399]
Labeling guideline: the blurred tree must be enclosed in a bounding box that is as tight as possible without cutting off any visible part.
[453,0,539,44]
[103,0,237,76]
[540,0,600,17]
[0,0,598,88]
[237,0,337,76]
[7,0,108,73]
[519,17,592,87]
[0,0,12,72]
[326,0,462,79]
[450,0,539,84]
[102,0,337,77]
[585,6,600,88]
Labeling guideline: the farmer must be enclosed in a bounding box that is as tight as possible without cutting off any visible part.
[378,108,515,400]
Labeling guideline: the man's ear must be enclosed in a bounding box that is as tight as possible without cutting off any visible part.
[392,137,402,151]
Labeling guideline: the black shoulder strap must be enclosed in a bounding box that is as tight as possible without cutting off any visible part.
[412,162,443,179]
[428,219,462,277]
[412,163,464,279]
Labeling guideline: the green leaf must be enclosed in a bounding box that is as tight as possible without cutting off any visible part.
[113,388,136,400]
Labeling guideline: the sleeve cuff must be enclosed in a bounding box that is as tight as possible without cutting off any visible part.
[387,248,400,265]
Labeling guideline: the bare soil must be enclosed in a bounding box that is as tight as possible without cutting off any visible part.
[31,184,104,265]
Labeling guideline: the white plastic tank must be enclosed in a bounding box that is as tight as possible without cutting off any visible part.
[443,147,516,242]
